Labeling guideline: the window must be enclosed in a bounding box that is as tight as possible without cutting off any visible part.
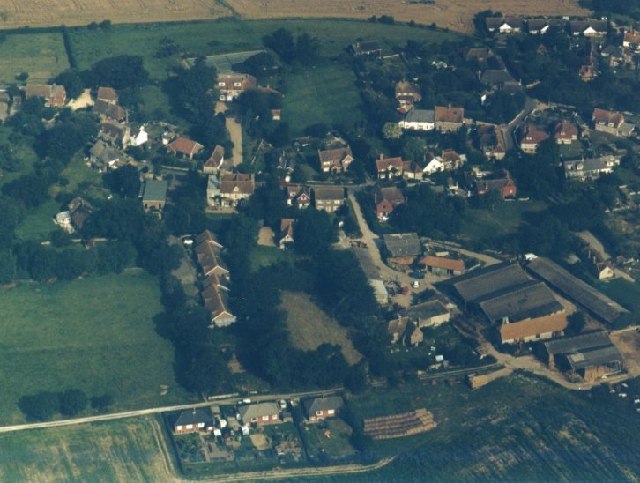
[176,425,183,431]
[197,422,205,427]
[262,415,269,421]
[233,82,242,87]
[316,410,323,416]
[328,409,335,415]
[186,424,193,429]
[218,82,225,87]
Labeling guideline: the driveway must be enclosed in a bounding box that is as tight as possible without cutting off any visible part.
[215,102,243,166]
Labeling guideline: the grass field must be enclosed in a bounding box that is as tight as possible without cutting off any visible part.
[250,245,295,272]
[280,291,362,365]
[14,199,60,242]
[282,62,362,136]
[0,416,175,481]
[0,271,189,424]
[69,19,461,79]
[0,32,68,84]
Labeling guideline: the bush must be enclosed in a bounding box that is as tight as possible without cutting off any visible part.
[59,388,87,416]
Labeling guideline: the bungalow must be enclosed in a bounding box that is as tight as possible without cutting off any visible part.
[174,408,214,435]
[97,86,118,105]
[303,396,344,422]
[217,73,258,101]
[564,155,621,181]
[374,186,405,221]
[475,171,518,199]
[93,99,127,123]
[399,108,435,131]
[318,146,353,174]
[434,106,465,132]
[166,137,204,160]
[202,145,225,174]
[351,40,382,57]
[279,218,295,249]
[314,186,345,213]
[419,255,465,276]
[388,316,423,346]
[375,154,404,179]
[220,173,255,206]
[592,108,632,137]
[25,83,66,108]
[404,300,451,328]
[554,121,578,145]
[519,123,549,153]
[395,80,422,111]
[478,124,506,160]
[238,402,280,426]
[140,179,168,212]
[286,184,311,209]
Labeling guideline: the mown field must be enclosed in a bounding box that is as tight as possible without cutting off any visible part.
[341,372,640,481]
[0,416,175,482]
[0,32,68,84]
[0,271,189,424]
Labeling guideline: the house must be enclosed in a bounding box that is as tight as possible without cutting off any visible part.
[196,229,224,251]
[68,197,94,232]
[220,173,255,206]
[563,156,621,181]
[173,408,214,435]
[140,179,168,212]
[570,20,607,37]
[423,156,444,175]
[375,154,404,179]
[434,106,465,132]
[402,160,424,180]
[388,316,423,346]
[592,108,632,137]
[419,255,465,276]
[314,186,344,213]
[25,83,66,108]
[475,171,518,199]
[93,99,127,123]
[399,108,435,131]
[465,47,491,63]
[196,238,229,277]
[202,145,225,174]
[206,174,221,206]
[318,146,354,174]
[395,81,422,111]
[623,31,640,51]
[99,122,130,149]
[202,284,236,327]
[554,121,578,145]
[404,300,451,328]
[217,73,258,101]
[542,331,623,382]
[97,86,118,105]
[89,140,122,170]
[238,402,280,426]
[131,126,148,147]
[486,17,523,34]
[478,124,507,160]
[303,396,344,422]
[527,18,550,34]
[286,184,311,209]
[166,137,204,160]
[374,186,405,221]
[351,40,382,57]
[519,123,549,153]
[480,69,516,90]
[279,218,295,249]
[595,260,615,280]
[383,233,421,267]
[441,150,466,170]
[271,109,281,121]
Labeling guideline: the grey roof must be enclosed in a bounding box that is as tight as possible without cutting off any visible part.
[383,233,421,258]
[314,186,345,201]
[405,300,449,320]
[175,408,213,427]
[480,69,514,86]
[303,396,344,415]
[564,158,614,174]
[404,109,435,124]
[567,345,622,370]
[525,257,625,324]
[142,179,168,203]
[543,330,613,355]
[453,263,532,304]
[90,140,121,165]
[238,402,279,422]
[479,281,563,323]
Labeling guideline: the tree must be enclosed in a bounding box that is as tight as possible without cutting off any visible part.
[0,250,16,284]
[18,391,60,421]
[104,165,141,198]
[566,312,586,336]
[91,394,113,413]
[91,55,149,90]
[294,209,336,256]
[59,388,87,416]
[54,69,85,99]
[383,122,402,139]
[263,28,296,64]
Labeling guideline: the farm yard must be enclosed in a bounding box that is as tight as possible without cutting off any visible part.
[0,32,68,84]
[0,416,175,481]
[280,291,362,365]
[0,272,189,424]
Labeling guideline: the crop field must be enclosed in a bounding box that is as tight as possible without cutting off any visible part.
[227,0,589,33]
[280,291,362,364]
[0,32,68,84]
[0,416,175,481]
[0,271,189,424]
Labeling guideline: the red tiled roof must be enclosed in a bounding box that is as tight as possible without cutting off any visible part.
[167,137,204,156]
[420,255,464,272]
[97,86,118,103]
[592,108,623,128]
[554,121,578,140]
[435,106,464,124]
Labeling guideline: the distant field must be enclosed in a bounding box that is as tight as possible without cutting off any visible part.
[0,416,175,481]
[0,272,189,424]
[0,32,68,84]
[280,291,362,365]
[69,19,461,79]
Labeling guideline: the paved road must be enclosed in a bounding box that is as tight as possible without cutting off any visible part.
[500,96,538,152]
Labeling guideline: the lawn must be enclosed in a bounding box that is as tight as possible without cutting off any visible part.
[0,32,68,84]
[0,416,176,481]
[0,271,189,424]
[68,19,460,79]
[250,245,295,272]
[301,419,355,461]
[14,199,60,242]
[280,291,362,365]
[282,61,362,136]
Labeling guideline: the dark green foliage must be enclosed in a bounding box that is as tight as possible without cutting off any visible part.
[234,51,279,79]
[36,110,99,164]
[50,229,72,248]
[103,165,141,198]
[2,174,51,208]
[90,394,113,413]
[90,55,149,90]
[18,392,61,421]
[263,28,319,65]
[59,389,87,416]
[519,215,573,259]
[293,208,337,256]
[566,312,586,336]
[0,250,16,284]
[54,69,84,99]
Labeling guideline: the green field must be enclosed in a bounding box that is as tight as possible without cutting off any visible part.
[0,416,175,482]
[14,199,59,242]
[0,271,189,424]
[69,19,460,79]
[0,32,68,84]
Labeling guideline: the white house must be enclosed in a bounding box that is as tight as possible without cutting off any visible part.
[131,126,148,147]
[399,109,435,131]
[423,157,445,175]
